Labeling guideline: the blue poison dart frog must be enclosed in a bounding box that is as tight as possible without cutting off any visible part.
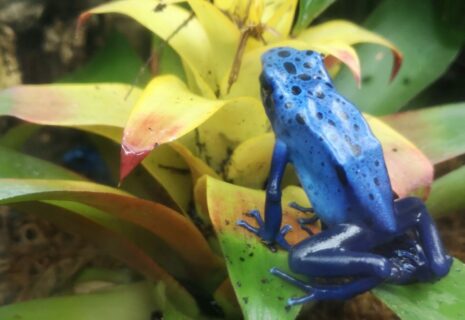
[237,47,452,306]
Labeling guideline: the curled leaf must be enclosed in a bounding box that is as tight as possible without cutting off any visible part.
[120,75,227,180]
[297,20,402,81]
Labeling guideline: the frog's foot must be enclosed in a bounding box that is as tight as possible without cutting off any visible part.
[271,267,381,306]
[289,202,314,214]
[237,210,293,250]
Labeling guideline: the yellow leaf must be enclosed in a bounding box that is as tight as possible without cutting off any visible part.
[120,75,227,180]
[263,0,298,40]
[79,0,216,97]
[179,97,268,174]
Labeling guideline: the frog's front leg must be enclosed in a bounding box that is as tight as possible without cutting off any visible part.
[237,139,292,250]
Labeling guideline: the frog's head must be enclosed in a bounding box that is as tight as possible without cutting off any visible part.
[259,47,331,125]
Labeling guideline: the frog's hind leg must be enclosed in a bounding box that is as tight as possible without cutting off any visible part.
[274,224,393,303]
[394,197,452,278]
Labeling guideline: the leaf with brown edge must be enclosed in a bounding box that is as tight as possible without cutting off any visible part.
[121,75,263,180]
[367,115,433,198]
[205,176,317,319]
[0,178,223,281]
[297,20,402,81]
[120,75,225,181]
[0,83,193,214]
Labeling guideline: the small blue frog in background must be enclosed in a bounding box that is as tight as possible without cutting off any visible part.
[238,47,452,306]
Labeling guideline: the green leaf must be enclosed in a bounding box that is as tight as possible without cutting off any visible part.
[0,178,222,280]
[59,32,151,84]
[0,123,40,150]
[426,166,465,218]
[0,145,82,179]
[293,0,336,35]
[374,259,465,320]
[334,0,463,115]
[0,282,156,320]
[383,102,465,165]
[206,177,319,319]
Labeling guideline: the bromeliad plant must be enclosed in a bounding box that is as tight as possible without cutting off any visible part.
[0,0,464,319]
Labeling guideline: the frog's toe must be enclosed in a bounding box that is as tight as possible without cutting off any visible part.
[298,217,319,235]
[276,225,293,250]
[236,210,264,236]
[289,202,314,214]
[270,267,312,291]
[246,209,264,225]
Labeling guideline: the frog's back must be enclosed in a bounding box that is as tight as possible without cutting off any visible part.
[262,48,396,232]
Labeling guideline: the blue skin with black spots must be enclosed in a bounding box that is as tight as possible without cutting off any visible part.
[237,47,452,306]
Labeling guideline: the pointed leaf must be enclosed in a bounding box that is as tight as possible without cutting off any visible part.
[293,0,336,35]
[120,75,226,180]
[297,20,402,81]
[382,102,465,165]
[374,259,465,320]
[79,0,216,97]
[0,178,222,279]
[121,75,263,178]
[334,0,463,115]
[263,0,298,40]
[0,84,192,213]
[186,0,240,95]
[206,177,318,319]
